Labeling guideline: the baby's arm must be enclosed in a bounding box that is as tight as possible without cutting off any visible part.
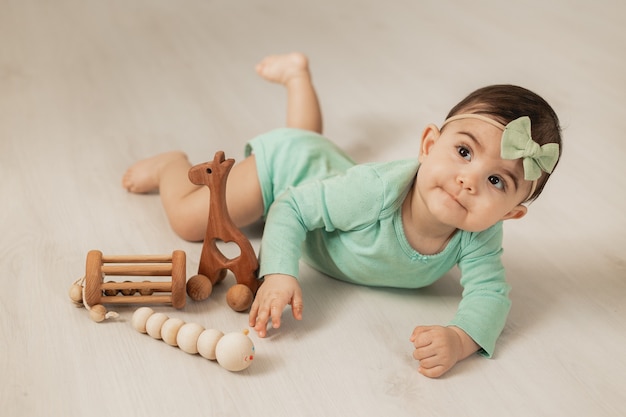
[249,274,303,338]
[410,325,479,378]
[409,225,510,377]
[250,165,384,338]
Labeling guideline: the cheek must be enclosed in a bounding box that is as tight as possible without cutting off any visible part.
[479,198,519,222]
[415,163,438,189]
[419,151,453,176]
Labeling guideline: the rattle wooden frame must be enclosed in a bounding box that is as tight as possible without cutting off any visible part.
[82,249,187,309]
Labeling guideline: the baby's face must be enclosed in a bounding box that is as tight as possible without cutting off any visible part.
[416,118,531,232]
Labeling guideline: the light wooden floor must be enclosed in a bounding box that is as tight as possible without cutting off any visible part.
[1,1,625,416]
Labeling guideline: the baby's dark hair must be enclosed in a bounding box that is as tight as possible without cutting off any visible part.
[445,85,563,202]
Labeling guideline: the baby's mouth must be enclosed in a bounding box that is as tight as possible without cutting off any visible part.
[444,188,466,210]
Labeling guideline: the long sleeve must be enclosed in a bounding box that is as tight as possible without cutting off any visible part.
[258,164,386,279]
[448,223,511,357]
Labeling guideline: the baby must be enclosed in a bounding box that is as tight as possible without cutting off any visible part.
[123,53,562,377]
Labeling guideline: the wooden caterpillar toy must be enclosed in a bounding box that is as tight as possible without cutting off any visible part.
[131,307,255,372]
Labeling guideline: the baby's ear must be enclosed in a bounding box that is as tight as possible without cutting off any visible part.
[418,124,441,161]
[501,204,527,221]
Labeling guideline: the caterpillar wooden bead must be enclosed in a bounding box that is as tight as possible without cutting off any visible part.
[197,329,224,360]
[176,323,205,354]
[161,317,185,346]
[131,307,155,333]
[145,312,169,339]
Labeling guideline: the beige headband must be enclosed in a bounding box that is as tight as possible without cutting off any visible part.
[440,113,537,201]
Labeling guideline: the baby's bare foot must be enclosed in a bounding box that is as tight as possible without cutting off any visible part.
[255,52,311,86]
[122,151,187,193]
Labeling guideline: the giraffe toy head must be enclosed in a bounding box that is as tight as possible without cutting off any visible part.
[188,151,235,187]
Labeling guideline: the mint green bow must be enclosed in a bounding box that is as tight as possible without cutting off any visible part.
[501,116,559,181]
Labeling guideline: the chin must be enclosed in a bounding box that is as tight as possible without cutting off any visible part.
[436,212,484,233]
[457,221,495,233]
[457,225,483,233]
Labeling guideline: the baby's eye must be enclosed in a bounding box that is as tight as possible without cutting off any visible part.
[457,146,471,160]
[488,175,505,190]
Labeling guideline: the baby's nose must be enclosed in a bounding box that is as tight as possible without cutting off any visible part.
[456,171,479,193]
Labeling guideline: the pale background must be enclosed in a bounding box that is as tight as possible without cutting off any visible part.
[1,1,625,416]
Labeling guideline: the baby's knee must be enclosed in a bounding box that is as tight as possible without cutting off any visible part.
[170,217,205,242]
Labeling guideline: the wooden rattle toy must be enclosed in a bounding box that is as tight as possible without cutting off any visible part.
[69,250,187,322]
[186,151,260,312]
[132,307,255,372]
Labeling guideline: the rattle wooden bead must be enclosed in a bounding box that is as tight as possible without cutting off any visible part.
[176,322,205,354]
[216,332,255,372]
[161,317,185,346]
[89,304,108,323]
[139,280,154,296]
[131,307,155,333]
[197,329,224,360]
[69,284,83,304]
[226,284,254,312]
[120,280,136,296]
[186,274,213,301]
[103,281,117,296]
[146,312,169,339]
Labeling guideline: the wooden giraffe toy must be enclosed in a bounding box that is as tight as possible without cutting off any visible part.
[185,151,260,312]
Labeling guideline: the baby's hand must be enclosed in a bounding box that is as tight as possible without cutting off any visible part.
[249,274,303,337]
[410,325,477,378]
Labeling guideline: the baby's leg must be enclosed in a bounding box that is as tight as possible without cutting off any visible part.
[122,53,318,241]
[256,53,322,134]
[122,152,263,241]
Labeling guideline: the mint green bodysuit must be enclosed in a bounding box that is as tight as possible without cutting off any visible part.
[246,128,511,357]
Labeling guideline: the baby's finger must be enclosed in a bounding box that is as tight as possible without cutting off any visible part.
[270,300,286,329]
[291,289,304,320]
[248,300,260,327]
[413,345,436,362]
[410,326,434,348]
[418,363,447,379]
[253,304,272,337]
